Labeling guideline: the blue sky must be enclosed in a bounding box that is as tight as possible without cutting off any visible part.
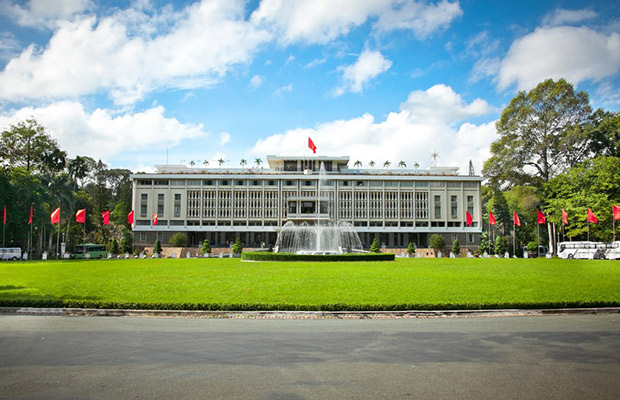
[0,0,619,174]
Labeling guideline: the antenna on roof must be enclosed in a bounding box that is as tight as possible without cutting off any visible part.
[430,150,439,167]
[468,160,475,176]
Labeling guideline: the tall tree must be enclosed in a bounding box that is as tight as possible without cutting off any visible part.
[483,78,592,188]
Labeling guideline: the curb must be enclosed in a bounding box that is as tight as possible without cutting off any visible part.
[1,307,619,319]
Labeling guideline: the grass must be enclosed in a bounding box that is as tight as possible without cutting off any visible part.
[0,257,619,310]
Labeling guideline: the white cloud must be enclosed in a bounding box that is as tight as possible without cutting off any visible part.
[334,49,392,96]
[0,0,92,29]
[251,84,494,173]
[0,102,206,162]
[251,0,462,45]
[542,8,598,26]
[249,74,264,89]
[273,83,293,97]
[218,131,231,145]
[0,0,271,105]
[498,26,620,91]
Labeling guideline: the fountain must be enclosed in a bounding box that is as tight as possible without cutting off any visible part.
[273,161,364,255]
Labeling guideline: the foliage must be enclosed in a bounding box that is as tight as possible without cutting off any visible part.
[111,239,119,255]
[451,240,460,256]
[479,231,494,255]
[201,239,212,254]
[495,236,509,256]
[406,241,416,255]
[121,229,132,254]
[1,258,619,311]
[153,239,162,255]
[169,232,188,247]
[526,241,538,253]
[232,237,243,254]
[369,238,381,253]
[429,234,446,255]
[241,252,395,262]
[483,78,592,188]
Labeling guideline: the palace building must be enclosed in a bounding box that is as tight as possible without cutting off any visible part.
[130,155,483,250]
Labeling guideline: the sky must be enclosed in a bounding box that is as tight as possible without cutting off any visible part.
[0,0,619,174]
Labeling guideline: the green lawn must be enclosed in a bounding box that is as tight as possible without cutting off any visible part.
[1,257,619,310]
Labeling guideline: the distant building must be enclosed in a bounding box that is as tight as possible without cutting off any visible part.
[130,155,482,250]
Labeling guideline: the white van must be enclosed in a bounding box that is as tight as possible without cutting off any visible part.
[0,248,22,261]
[604,241,620,260]
[557,242,607,260]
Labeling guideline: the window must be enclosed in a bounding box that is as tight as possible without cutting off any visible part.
[171,180,185,186]
[431,181,445,187]
[157,194,164,215]
[140,233,146,242]
[157,233,163,242]
[467,195,474,215]
[138,179,152,186]
[203,180,213,186]
[251,180,262,186]
[451,195,458,218]
[285,180,295,186]
[340,180,350,187]
[447,182,461,188]
[303,180,315,187]
[401,181,414,187]
[187,180,201,186]
[416,181,429,188]
[369,181,382,187]
[434,195,441,218]
[288,201,297,214]
[356,181,367,187]
[385,181,398,187]
[220,180,229,186]
[235,180,246,186]
[267,180,276,186]
[140,194,148,217]
[174,194,181,217]
[154,180,169,186]
[284,161,297,171]
[468,234,475,243]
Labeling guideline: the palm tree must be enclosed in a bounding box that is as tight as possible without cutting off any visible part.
[383,160,391,168]
[353,160,362,168]
[398,161,406,168]
[189,160,196,167]
[240,159,247,168]
[203,160,210,167]
[254,158,263,168]
[217,158,225,167]
[413,161,420,169]
[368,160,375,169]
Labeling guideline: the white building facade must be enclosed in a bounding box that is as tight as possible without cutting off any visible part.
[131,156,483,250]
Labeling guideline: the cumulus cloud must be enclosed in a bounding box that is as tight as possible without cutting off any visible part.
[0,0,92,29]
[218,131,231,145]
[542,8,598,26]
[249,74,264,89]
[251,84,494,173]
[0,0,271,105]
[273,83,293,97]
[0,102,206,161]
[334,49,392,96]
[498,26,620,91]
[251,0,462,45]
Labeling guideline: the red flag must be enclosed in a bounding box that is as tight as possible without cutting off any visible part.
[152,213,158,225]
[562,209,568,225]
[76,209,86,224]
[28,205,33,225]
[102,210,110,226]
[587,208,598,224]
[2,205,5,225]
[613,205,620,221]
[50,207,60,224]
[513,211,521,227]
[308,137,317,154]
[488,211,496,225]
[466,211,473,226]
[537,210,546,224]
[128,210,134,224]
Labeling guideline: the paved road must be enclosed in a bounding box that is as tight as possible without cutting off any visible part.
[1,314,619,399]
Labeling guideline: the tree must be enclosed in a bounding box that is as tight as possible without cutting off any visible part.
[406,241,416,256]
[354,160,362,168]
[413,162,420,169]
[451,239,460,256]
[586,110,620,158]
[169,232,188,247]
[153,239,162,256]
[232,237,243,254]
[111,239,119,255]
[0,118,66,173]
[398,161,406,168]
[203,160,210,167]
[189,160,196,167]
[370,238,381,253]
[487,189,511,235]
[483,79,592,188]
[240,159,247,168]
[121,229,132,254]
[495,236,509,256]
[217,158,225,167]
[429,234,445,256]
[368,161,375,169]
[479,231,494,255]
[254,158,262,168]
[383,161,391,168]
[201,239,211,255]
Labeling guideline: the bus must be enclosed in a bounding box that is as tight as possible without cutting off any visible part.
[603,241,620,260]
[557,241,608,259]
[73,244,107,259]
[0,248,22,261]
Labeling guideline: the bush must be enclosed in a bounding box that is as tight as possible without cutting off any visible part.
[406,241,416,255]
[429,234,445,255]
[370,238,381,253]
[169,232,188,247]
[241,252,395,262]
[232,238,243,254]
[153,239,162,255]
[495,236,509,256]
[451,240,460,256]
[201,239,211,255]
[121,230,132,254]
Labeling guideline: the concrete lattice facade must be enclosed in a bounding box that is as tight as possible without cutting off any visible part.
[131,156,483,250]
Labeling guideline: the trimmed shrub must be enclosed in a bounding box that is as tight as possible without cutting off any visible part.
[169,232,188,247]
[232,238,243,254]
[201,239,211,255]
[370,238,381,253]
[241,252,395,262]
[451,240,460,256]
[153,239,162,255]
[406,241,416,256]
[429,234,445,255]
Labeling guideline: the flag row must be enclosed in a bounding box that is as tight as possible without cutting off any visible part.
[486,206,620,226]
[1,206,136,226]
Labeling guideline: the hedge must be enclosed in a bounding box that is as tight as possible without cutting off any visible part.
[1,299,618,311]
[241,252,395,262]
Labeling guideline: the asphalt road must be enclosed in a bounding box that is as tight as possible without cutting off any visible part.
[1,314,619,399]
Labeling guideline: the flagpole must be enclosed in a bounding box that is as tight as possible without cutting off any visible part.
[513,222,516,257]
[537,223,540,258]
[56,218,60,260]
